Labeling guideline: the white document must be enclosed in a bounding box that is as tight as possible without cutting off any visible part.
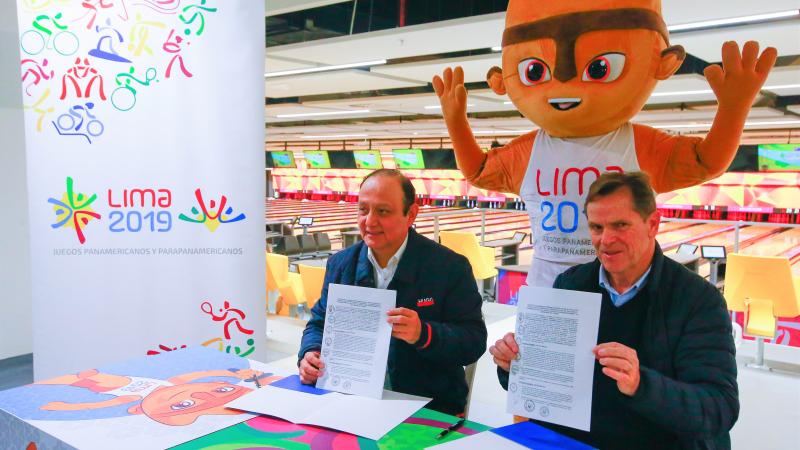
[506,286,601,431]
[227,384,430,440]
[426,431,529,450]
[317,284,396,399]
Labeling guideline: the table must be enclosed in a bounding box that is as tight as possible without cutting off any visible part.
[173,406,491,449]
[0,347,488,450]
[483,239,522,265]
[496,265,530,305]
[341,230,363,248]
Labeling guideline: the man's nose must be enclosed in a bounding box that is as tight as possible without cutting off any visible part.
[600,229,617,245]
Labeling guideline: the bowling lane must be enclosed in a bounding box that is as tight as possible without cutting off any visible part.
[657,224,733,250]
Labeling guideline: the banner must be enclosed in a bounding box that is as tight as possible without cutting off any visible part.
[16,0,266,379]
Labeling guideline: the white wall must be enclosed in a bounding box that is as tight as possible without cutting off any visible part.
[0,0,33,360]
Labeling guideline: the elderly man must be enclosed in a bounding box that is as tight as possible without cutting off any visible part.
[298,169,487,415]
[490,172,738,449]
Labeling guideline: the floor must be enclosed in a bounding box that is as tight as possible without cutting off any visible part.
[2,306,798,449]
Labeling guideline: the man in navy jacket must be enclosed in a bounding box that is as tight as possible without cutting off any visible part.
[298,169,487,415]
[489,172,738,449]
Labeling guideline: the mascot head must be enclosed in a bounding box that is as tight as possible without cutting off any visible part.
[488,0,685,137]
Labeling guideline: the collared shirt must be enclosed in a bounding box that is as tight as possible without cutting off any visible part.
[367,235,409,289]
[598,265,652,308]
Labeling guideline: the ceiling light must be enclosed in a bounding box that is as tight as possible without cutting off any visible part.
[651,120,800,129]
[276,109,370,118]
[300,134,369,139]
[473,130,531,135]
[265,59,387,78]
[425,104,474,109]
[650,89,713,97]
[764,84,800,91]
[667,10,800,32]
[745,120,800,127]
[650,84,800,98]
[651,123,712,129]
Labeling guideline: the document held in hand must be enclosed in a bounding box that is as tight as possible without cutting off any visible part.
[316,284,396,399]
[506,286,601,431]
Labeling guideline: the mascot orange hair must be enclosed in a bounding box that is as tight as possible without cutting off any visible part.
[434,0,777,286]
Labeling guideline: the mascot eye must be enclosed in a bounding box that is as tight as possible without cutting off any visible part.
[582,53,626,82]
[518,58,551,86]
[214,386,235,393]
[170,400,195,410]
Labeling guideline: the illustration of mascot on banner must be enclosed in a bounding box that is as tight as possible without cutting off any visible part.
[434,0,777,286]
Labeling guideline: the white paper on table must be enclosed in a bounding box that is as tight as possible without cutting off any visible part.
[425,431,530,450]
[227,385,430,440]
[506,286,601,431]
[316,284,396,399]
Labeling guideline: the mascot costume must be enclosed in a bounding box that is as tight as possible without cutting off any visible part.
[433,0,777,286]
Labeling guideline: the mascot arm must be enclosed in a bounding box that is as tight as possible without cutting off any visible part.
[464,131,536,195]
[434,66,533,195]
[635,41,777,194]
[634,124,711,193]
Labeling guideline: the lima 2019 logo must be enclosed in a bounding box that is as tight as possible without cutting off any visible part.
[48,177,246,244]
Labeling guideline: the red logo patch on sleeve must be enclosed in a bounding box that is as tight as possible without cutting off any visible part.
[416,297,435,307]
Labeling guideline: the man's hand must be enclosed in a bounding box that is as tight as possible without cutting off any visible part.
[387,307,422,345]
[299,351,324,385]
[594,342,641,396]
[704,41,777,111]
[489,332,519,372]
[432,66,469,125]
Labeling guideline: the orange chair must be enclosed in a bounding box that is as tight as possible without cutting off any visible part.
[266,253,305,317]
[298,264,326,313]
[724,253,800,370]
[440,231,499,300]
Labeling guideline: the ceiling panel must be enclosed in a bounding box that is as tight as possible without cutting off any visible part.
[266,0,352,17]
[371,53,502,84]
[672,21,800,62]
[646,74,717,104]
[267,13,505,65]
[763,65,800,96]
[265,4,800,142]
[266,70,426,98]
[662,0,800,25]
[265,55,315,73]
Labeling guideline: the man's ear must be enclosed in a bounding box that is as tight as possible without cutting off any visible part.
[656,45,686,80]
[407,203,419,226]
[648,210,661,237]
[486,66,506,95]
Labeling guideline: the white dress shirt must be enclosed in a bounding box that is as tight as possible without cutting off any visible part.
[367,235,409,289]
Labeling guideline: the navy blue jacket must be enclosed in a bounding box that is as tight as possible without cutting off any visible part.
[498,244,738,450]
[299,228,487,415]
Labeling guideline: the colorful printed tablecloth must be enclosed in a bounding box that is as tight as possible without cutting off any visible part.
[172,407,491,450]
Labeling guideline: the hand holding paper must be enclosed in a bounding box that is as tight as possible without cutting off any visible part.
[489,332,519,372]
[386,307,422,344]
[299,351,324,385]
[594,342,641,396]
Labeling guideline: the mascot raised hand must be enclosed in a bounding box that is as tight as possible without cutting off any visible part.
[433,0,776,286]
